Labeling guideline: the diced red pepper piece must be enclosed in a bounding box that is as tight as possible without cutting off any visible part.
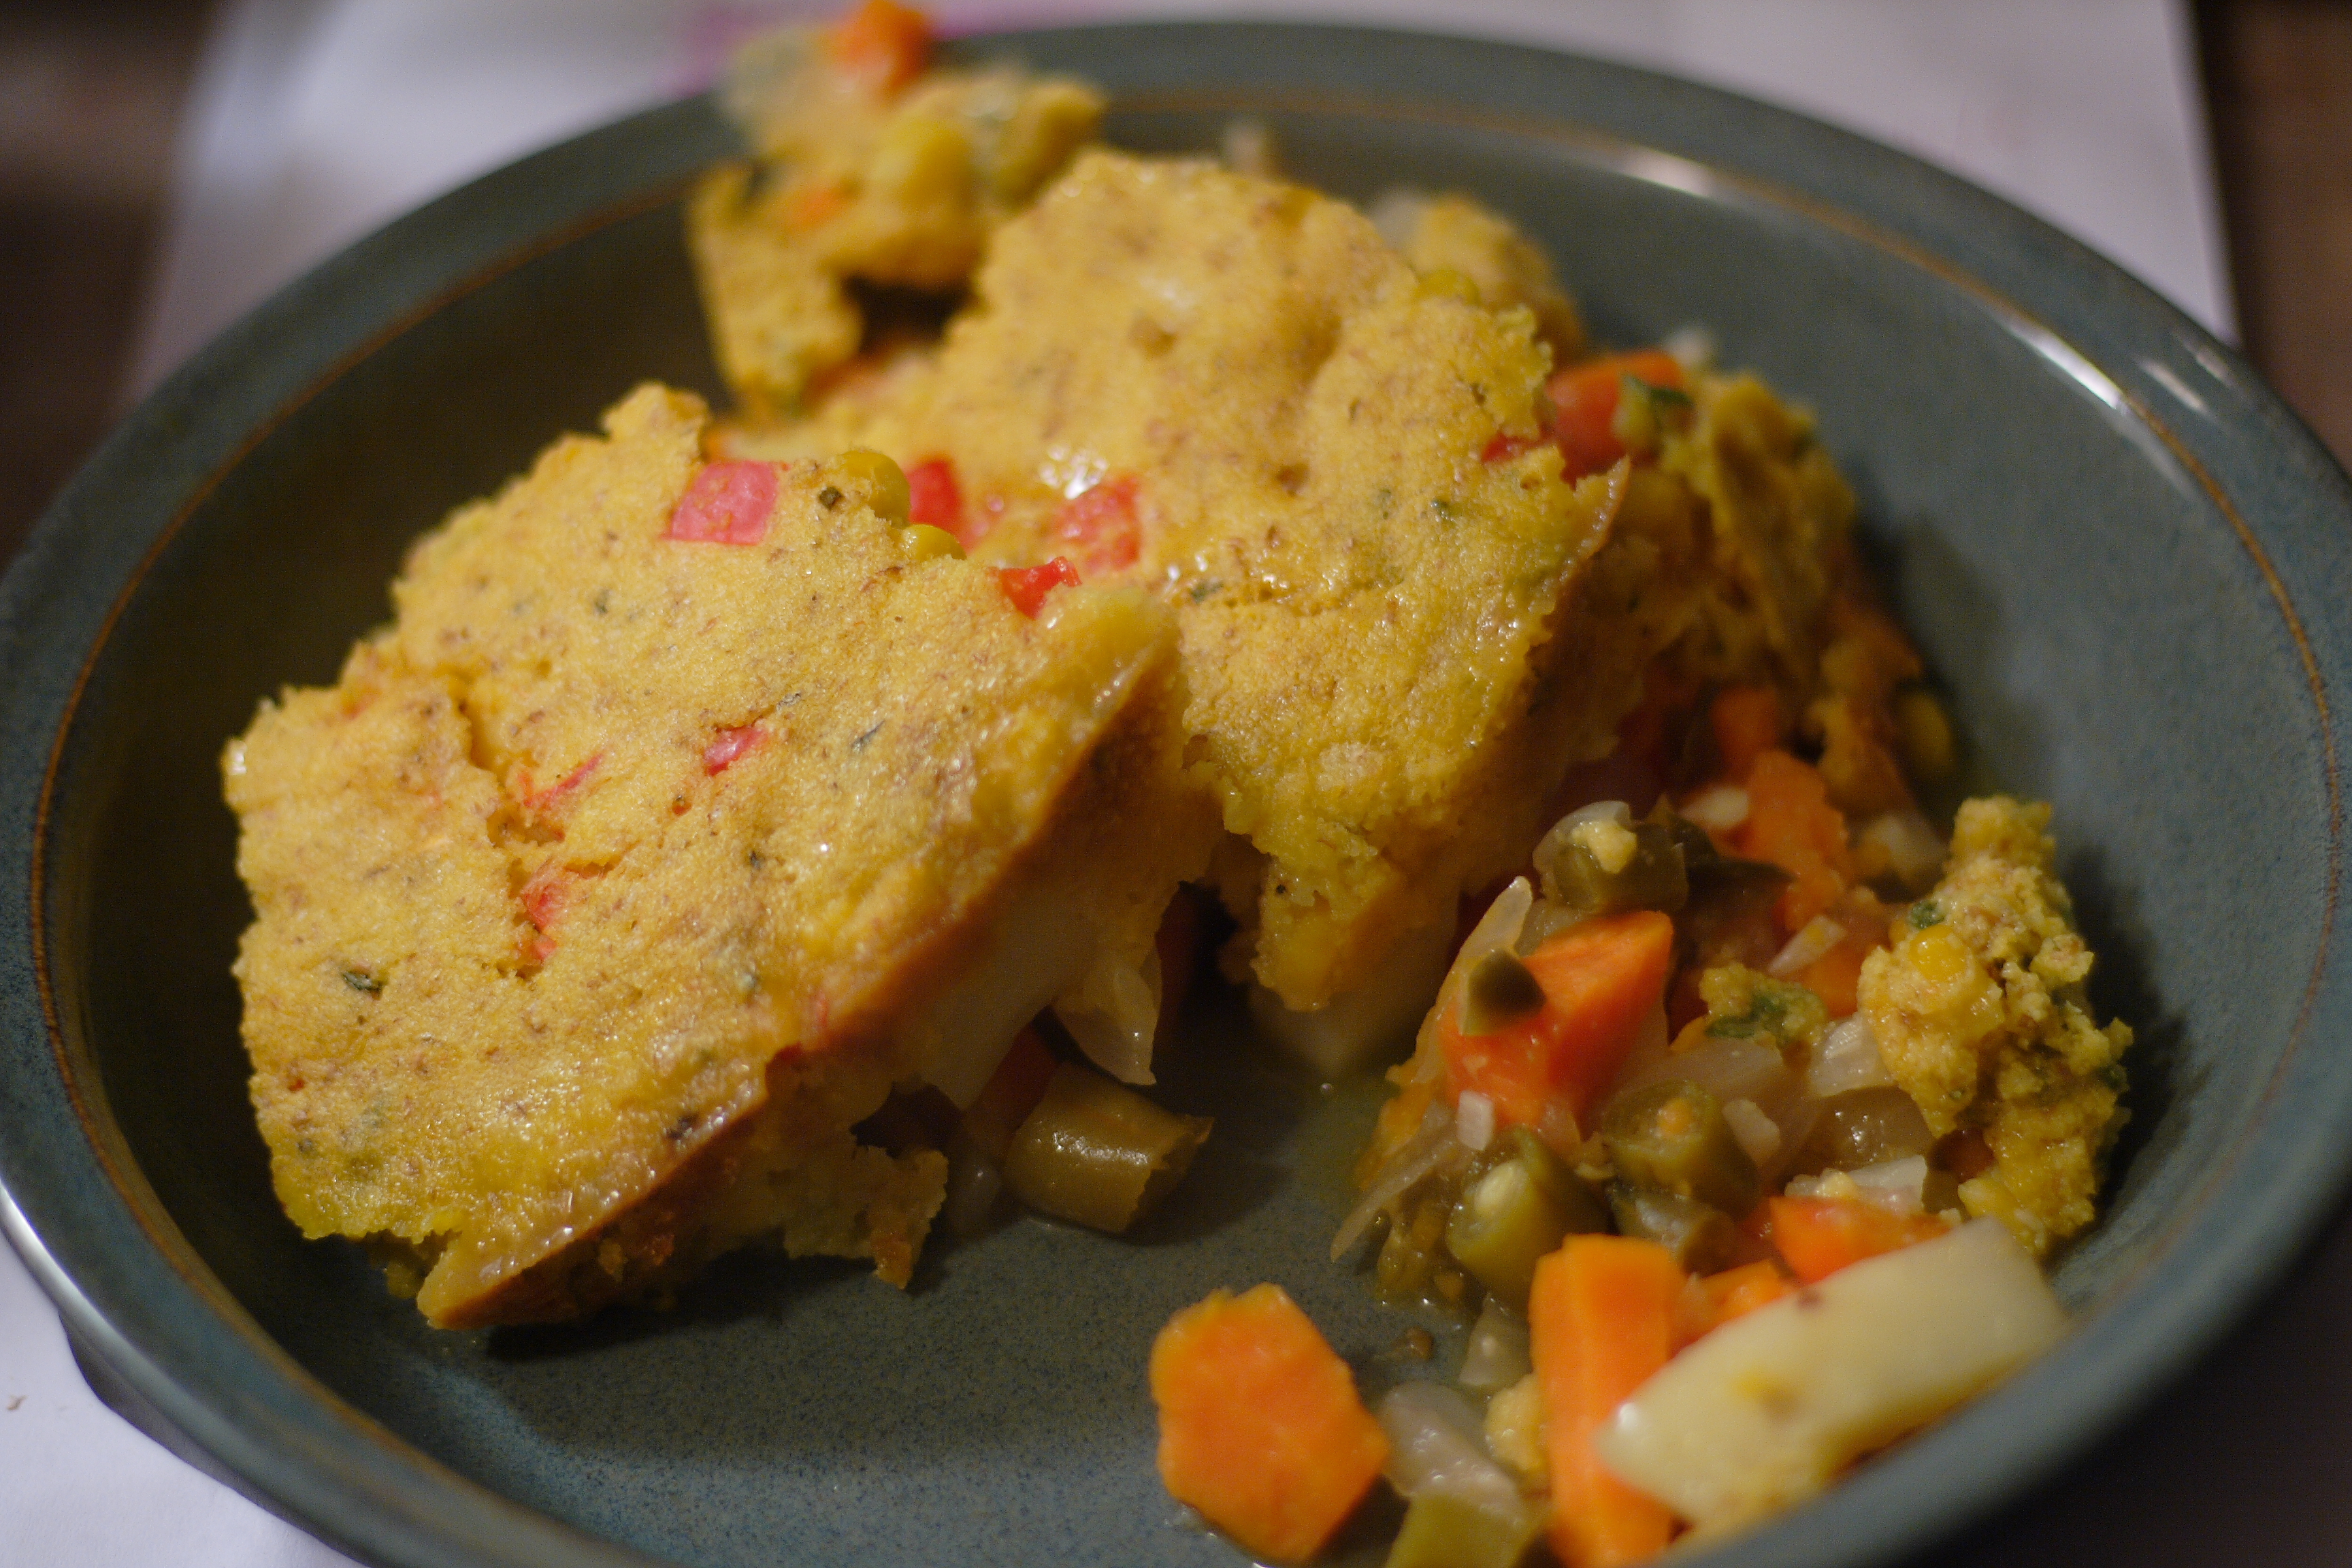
[998,557,1081,617]
[519,864,578,962]
[704,723,765,775]
[517,753,600,818]
[666,461,779,545]
[826,0,930,97]
[906,457,966,538]
[1481,428,1552,464]
[1548,349,1685,480]
[1053,474,1141,573]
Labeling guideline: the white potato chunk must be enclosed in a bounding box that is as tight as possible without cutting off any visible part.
[1249,914,1457,1079]
[1593,1219,2065,1529]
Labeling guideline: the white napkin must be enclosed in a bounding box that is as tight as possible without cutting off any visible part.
[6,3,2226,1564]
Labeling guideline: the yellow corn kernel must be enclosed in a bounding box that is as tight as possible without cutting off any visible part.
[1415,265,1480,304]
[1901,924,2005,1041]
[988,82,1102,203]
[834,449,910,523]
[1904,922,1974,985]
[1612,377,1661,455]
[870,112,973,208]
[1895,687,1957,783]
[903,522,964,561]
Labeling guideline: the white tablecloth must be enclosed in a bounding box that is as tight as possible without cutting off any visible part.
[3,3,2236,1563]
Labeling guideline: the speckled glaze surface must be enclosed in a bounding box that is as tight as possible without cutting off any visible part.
[3,22,2349,1568]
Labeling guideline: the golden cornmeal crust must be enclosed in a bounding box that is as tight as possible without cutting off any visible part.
[1384,190,1587,362]
[1860,797,2134,1254]
[225,385,1203,1326]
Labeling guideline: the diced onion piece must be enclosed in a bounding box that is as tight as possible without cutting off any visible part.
[1332,1102,1463,1261]
[1846,1154,1930,1215]
[1767,915,1847,978]
[1456,1091,1498,1153]
[1584,1001,1677,1112]
[1458,877,1535,979]
[1721,1098,1782,1165]
[1662,323,1718,372]
[1458,1296,1533,1395]
[1219,116,1278,176]
[1419,875,1533,1077]
[1055,946,1162,1085]
[1595,1220,2067,1529]
[1377,1383,1537,1527]
[1681,784,1750,834]
[1806,1014,1896,1099]
[1251,919,1455,1080]
[1368,187,1431,250]
[1620,1036,1790,1109]
[908,873,1101,1107]
[1859,808,1946,891]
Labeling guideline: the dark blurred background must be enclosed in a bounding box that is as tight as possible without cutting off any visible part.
[1,0,212,564]
[1,0,2347,573]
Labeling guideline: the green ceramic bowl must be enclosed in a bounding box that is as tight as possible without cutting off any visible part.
[5,23,2349,1568]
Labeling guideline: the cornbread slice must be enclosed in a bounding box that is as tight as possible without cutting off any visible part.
[725,151,1638,1009]
[225,385,1207,1326]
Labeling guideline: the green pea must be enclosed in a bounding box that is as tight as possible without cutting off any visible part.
[1446,1129,1607,1311]
[834,449,911,524]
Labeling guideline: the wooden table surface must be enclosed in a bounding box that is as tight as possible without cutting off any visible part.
[0,2,2347,1565]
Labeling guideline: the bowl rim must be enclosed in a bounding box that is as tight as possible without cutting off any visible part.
[4,20,2349,1568]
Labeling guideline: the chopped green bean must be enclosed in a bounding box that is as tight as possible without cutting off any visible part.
[1599,1078,1761,1217]
[1534,807,1689,924]
[1000,1062,1210,1232]
[1446,1129,1607,1311]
